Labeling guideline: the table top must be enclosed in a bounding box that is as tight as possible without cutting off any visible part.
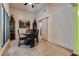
[21,32,31,35]
[21,31,31,35]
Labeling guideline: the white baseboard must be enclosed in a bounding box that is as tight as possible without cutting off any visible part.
[42,39,73,53]
[73,51,79,56]
[0,39,10,56]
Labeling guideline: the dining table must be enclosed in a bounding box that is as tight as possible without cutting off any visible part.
[21,29,34,46]
[21,29,32,37]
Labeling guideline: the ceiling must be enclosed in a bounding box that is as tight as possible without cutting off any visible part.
[10,3,48,14]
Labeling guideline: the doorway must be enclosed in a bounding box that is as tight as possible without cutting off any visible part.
[39,17,48,41]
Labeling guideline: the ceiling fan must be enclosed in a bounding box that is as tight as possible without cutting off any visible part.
[24,3,39,8]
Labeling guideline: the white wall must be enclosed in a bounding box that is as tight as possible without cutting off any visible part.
[10,7,35,40]
[36,3,75,50]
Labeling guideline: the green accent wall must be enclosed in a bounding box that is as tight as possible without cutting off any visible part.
[73,3,79,55]
[76,4,79,55]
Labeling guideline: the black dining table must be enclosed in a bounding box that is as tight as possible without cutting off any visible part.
[21,30,35,47]
[21,31,32,38]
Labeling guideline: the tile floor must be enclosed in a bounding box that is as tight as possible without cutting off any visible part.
[4,39,72,56]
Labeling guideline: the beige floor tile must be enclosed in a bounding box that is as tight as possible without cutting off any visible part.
[4,39,72,56]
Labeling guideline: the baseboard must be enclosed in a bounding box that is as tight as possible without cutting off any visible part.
[42,39,73,53]
[42,39,47,41]
[73,51,79,56]
[0,39,10,56]
[70,53,78,56]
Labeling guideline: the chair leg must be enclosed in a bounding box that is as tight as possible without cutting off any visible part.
[30,40,35,48]
[30,44,35,48]
[18,40,20,47]
[18,44,20,47]
[36,38,38,42]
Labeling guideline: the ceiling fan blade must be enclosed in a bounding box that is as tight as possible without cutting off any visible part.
[32,5,34,8]
[24,3,34,8]
[24,3,28,5]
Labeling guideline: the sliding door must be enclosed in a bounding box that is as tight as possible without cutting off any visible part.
[5,12,10,42]
[2,5,5,46]
[0,4,2,48]
[1,4,10,47]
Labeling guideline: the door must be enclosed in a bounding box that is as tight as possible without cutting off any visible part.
[41,18,48,40]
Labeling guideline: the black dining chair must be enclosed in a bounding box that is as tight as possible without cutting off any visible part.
[36,29,39,42]
[33,29,39,43]
[18,29,26,46]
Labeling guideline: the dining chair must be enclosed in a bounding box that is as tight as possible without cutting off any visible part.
[18,29,26,46]
[36,29,39,42]
[33,29,39,43]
